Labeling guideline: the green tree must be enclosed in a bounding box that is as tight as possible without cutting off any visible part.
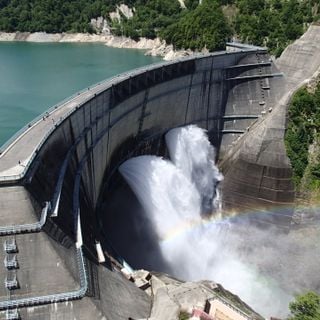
[0,0,317,54]
[160,0,231,51]
[288,292,320,320]
[285,81,320,188]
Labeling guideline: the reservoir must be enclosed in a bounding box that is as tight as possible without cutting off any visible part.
[0,42,161,146]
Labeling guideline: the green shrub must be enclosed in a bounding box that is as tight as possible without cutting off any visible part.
[288,291,320,320]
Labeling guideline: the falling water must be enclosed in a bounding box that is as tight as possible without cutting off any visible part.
[120,126,223,239]
[119,125,303,318]
[165,126,223,215]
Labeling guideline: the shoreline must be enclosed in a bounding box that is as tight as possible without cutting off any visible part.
[0,31,194,61]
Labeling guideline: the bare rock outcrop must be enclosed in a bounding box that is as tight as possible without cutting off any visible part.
[90,17,111,35]
[109,4,134,21]
[0,31,196,60]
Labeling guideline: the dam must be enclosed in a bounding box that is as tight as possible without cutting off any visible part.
[0,27,320,319]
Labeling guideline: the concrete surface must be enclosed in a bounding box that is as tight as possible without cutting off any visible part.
[276,25,320,91]
[0,187,38,226]
[0,232,78,300]
[0,32,319,318]
[221,25,320,225]
[129,272,263,320]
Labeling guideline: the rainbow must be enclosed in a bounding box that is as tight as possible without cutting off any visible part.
[160,203,320,243]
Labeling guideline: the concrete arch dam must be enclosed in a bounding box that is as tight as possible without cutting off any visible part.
[0,44,294,320]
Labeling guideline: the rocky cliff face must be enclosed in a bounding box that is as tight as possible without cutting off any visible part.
[90,16,111,35]
[90,4,134,35]
[109,4,134,21]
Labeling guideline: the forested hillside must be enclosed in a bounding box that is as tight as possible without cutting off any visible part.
[285,82,320,199]
[0,0,319,55]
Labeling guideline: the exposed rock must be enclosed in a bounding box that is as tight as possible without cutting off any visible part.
[90,17,111,35]
[59,33,109,42]
[105,36,158,49]
[0,32,15,40]
[145,41,193,61]
[110,4,134,21]
[0,31,195,60]
[27,32,63,42]
[12,31,30,41]
[119,4,134,19]
[177,0,187,9]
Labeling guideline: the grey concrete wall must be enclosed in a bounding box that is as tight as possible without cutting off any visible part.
[26,50,255,245]
[0,47,294,319]
[218,51,295,228]
[2,27,320,318]
[24,46,294,262]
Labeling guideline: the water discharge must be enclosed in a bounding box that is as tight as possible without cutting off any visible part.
[119,125,320,318]
[165,126,223,215]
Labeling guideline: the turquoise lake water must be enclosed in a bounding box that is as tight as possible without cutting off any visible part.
[0,42,161,146]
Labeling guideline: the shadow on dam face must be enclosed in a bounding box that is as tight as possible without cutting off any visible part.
[96,122,225,273]
[100,173,172,274]
[97,132,176,273]
[0,47,307,320]
[96,124,294,278]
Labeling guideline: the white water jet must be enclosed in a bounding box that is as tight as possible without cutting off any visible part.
[119,125,293,318]
[165,126,223,214]
[119,155,201,240]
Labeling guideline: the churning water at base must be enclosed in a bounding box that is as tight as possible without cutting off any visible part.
[119,125,319,318]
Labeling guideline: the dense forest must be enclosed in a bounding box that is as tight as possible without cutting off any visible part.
[285,82,320,195]
[0,0,319,54]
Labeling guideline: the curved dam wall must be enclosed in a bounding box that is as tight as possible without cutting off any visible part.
[0,46,295,319]
[25,47,291,248]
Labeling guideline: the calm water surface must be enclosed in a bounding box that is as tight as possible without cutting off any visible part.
[0,42,161,146]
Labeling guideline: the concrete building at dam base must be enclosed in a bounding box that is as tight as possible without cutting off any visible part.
[0,25,320,320]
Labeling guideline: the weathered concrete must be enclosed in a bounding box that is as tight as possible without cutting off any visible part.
[0,73,139,180]
[276,25,320,91]
[220,25,320,226]
[1,30,319,317]
[0,233,78,300]
[133,272,263,320]
[0,187,38,226]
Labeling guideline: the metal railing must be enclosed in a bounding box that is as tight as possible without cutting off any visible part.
[3,239,17,253]
[0,58,176,157]
[4,255,18,270]
[0,202,49,235]
[5,308,20,320]
[0,247,87,310]
[0,48,263,184]
[226,42,267,51]
[5,277,18,290]
[0,46,268,312]
[0,201,87,310]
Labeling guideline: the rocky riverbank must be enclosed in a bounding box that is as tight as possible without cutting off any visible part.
[0,31,194,60]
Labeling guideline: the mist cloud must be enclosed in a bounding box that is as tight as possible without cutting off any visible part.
[120,125,320,318]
